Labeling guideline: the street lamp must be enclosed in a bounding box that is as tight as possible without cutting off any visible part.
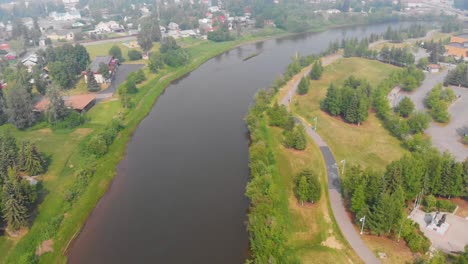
[313,116,317,131]
[359,216,366,235]
[340,159,346,175]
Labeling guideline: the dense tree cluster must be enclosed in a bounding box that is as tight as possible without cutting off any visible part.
[0,132,44,231]
[396,97,415,117]
[128,50,142,61]
[383,25,427,43]
[425,84,456,123]
[321,76,371,125]
[310,60,323,80]
[245,89,288,263]
[344,150,467,252]
[44,44,90,89]
[159,37,190,68]
[342,38,378,59]
[283,124,307,150]
[81,119,123,157]
[207,24,234,42]
[137,12,162,54]
[294,170,321,205]
[399,65,425,91]
[108,45,123,62]
[267,103,294,130]
[380,46,415,67]
[444,63,468,87]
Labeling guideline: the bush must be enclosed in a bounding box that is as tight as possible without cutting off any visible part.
[396,97,415,117]
[81,119,124,157]
[283,124,307,150]
[127,49,142,60]
[53,111,86,129]
[128,69,146,85]
[436,199,457,212]
[294,170,321,205]
[464,135,468,145]
[424,194,437,211]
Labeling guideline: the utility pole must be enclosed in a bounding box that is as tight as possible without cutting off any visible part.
[340,159,346,175]
[359,216,366,235]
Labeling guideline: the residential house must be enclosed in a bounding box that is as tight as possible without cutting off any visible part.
[0,43,9,51]
[85,56,118,84]
[208,6,220,13]
[22,54,39,72]
[49,10,81,21]
[427,64,441,73]
[4,52,16,60]
[46,30,75,41]
[94,21,124,33]
[168,22,180,31]
[445,34,468,58]
[39,36,47,47]
[72,21,85,28]
[180,29,197,38]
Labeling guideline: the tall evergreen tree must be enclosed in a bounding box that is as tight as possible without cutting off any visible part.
[321,83,342,116]
[297,77,309,95]
[2,168,28,231]
[5,84,36,129]
[45,84,68,124]
[310,60,323,80]
[351,183,366,215]
[86,71,100,92]
[18,141,46,176]
[296,175,308,206]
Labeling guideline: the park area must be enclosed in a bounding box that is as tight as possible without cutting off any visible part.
[293,57,406,170]
[290,57,417,263]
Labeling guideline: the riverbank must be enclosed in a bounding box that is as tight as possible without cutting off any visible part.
[0,21,419,263]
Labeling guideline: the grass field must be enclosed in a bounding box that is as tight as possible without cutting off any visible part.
[293,57,406,171]
[268,126,362,263]
[84,41,161,62]
[290,57,413,263]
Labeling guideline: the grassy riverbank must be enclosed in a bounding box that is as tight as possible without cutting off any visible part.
[0,29,293,263]
[269,125,362,263]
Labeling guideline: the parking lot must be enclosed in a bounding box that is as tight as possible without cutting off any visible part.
[410,208,468,253]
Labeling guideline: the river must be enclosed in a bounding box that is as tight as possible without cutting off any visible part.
[68,22,410,263]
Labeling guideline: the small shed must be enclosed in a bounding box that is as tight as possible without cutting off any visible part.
[427,64,440,73]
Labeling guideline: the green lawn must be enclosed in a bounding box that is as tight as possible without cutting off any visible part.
[85,42,136,61]
[269,126,362,263]
[293,57,407,171]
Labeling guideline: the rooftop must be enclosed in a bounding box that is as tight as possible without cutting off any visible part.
[89,56,113,72]
[446,42,468,49]
[454,33,468,39]
[35,94,96,112]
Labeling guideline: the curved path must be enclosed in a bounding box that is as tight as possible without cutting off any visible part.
[281,55,380,264]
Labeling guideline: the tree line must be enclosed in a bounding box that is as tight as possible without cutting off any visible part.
[244,54,321,263]
[343,150,467,252]
[0,132,45,231]
[444,63,468,88]
[383,24,428,43]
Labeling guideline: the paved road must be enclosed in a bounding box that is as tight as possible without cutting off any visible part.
[281,55,381,264]
[402,67,468,161]
[96,64,144,99]
[80,36,137,47]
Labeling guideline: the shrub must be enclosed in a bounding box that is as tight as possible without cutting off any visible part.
[54,111,86,129]
[424,194,437,211]
[128,49,142,60]
[464,135,468,145]
[436,199,457,212]
[294,170,321,205]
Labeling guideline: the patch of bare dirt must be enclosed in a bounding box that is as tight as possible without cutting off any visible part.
[36,239,53,256]
[321,235,344,249]
[71,128,93,136]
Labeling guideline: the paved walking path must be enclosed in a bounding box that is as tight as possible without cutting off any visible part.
[280,54,380,264]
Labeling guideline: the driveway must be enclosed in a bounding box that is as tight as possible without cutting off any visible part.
[96,64,144,99]
[281,54,381,264]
